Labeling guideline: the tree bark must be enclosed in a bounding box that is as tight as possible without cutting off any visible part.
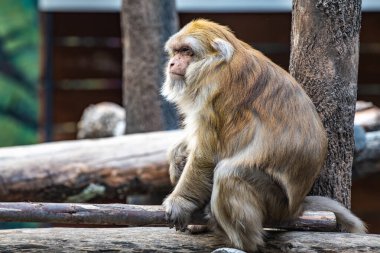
[0,202,337,232]
[0,130,183,202]
[0,227,379,253]
[290,0,362,208]
[121,0,179,133]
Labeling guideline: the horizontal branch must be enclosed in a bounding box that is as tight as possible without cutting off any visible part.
[0,202,336,232]
[0,227,379,252]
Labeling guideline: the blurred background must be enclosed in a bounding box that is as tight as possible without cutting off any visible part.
[1,0,378,143]
[0,0,39,146]
[0,0,379,232]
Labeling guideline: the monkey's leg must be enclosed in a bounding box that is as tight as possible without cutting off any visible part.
[210,162,268,252]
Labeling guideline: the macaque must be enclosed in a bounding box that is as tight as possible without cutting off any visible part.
[162,19,366,252]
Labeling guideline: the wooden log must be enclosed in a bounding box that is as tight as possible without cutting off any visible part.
[0,227,379,252]
[354,131,380,177]
[0,202,336,232]
[355,107,380,132]
[0,130,183,202]
[356,101,374,112]
[0,127,377,203]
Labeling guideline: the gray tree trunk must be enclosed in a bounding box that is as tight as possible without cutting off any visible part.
[121,0,179,134]
[290,0,362,208]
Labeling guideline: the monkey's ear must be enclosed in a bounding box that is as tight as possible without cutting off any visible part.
[212,38,234,62]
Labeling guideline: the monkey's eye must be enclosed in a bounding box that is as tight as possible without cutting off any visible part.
[179,47,193,56]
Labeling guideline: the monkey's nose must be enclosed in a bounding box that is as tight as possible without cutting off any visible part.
[170,62,175,67]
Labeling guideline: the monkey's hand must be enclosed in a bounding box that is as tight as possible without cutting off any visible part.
[163,194,198,232]
[168,141,188,185]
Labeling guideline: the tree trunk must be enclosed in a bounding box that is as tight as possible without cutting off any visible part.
[121,0,179,134]
[0,130,183,202]
[0,227,379,252]
[290,0,362,208]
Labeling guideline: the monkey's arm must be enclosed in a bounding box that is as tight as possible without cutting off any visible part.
[167,140,188,186]
[163,151,214,231]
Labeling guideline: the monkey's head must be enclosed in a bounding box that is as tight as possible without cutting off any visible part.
[161,19,239,105]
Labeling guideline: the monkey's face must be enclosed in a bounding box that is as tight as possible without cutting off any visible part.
[161,36,200,103]
[167,45,194,80]
[161,20,235,104]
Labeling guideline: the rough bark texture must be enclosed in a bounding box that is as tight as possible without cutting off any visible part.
[0,202,336,232]
[0,130,183,202]
[0,227,379,252]
[290,0,362,208]
[121,0,179,133]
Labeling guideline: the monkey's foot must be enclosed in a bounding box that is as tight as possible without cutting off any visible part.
[163,195,197,232]
[187,224,209,234]
[212,248,247,253]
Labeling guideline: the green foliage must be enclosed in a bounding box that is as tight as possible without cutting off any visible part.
[0,74,38,123]
[0,0,39,147]
[0,116,37,145]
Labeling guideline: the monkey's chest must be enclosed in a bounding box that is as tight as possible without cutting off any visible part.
[188,121,249,161]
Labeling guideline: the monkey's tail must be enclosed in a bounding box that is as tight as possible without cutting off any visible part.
[302,196,367,233]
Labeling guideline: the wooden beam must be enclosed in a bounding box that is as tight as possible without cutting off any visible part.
[0,227,379,252]
[0,202,336,232]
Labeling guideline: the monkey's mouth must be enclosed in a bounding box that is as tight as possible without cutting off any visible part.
[170,72,185,80]
[170,71,184,76]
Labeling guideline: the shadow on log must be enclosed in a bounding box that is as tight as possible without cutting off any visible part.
[0,227,379,252]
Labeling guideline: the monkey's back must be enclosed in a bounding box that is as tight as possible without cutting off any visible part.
[214,46,328,214]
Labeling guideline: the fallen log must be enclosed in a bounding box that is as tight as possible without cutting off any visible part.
[0,128,378,203]
[0,202,336,232]
[356,101,374,112]
[355,103,380,131]
[0,130,183,202]
[0,227,379,252]
[354,131,380,177]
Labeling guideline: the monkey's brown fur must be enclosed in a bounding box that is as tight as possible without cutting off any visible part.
[162,19,366,252]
